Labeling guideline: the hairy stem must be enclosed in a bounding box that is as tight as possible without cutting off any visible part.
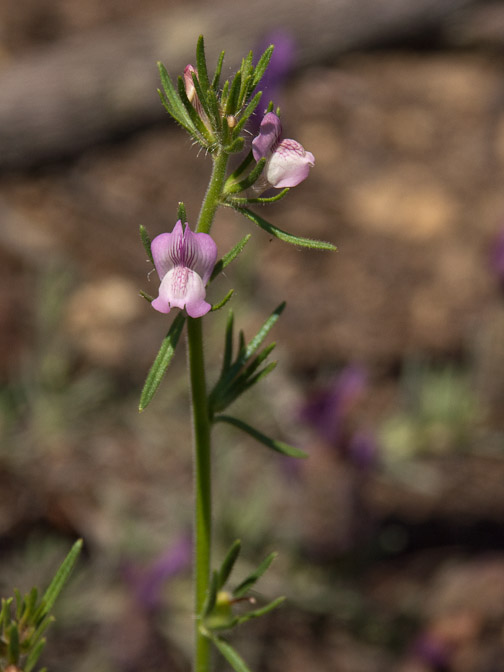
[197,149,229,234]
[188,316,213,672]
[190,147,229,672]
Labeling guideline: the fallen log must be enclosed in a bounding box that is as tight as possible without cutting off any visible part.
[0,0,477,170]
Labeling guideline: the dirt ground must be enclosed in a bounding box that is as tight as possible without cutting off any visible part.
[2,2,504,672]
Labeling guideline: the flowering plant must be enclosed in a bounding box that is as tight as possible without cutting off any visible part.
[139,36,336,672]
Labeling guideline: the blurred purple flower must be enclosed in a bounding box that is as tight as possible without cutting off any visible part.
[124,536,192,612]
[151,220,217,318]
[348,431,378,471]
[410,633,450,669]
[252,112,315,189]
[301,365,368,446]
[256,31,296,101]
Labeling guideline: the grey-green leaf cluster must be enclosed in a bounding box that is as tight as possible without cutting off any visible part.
[0,540,82,672]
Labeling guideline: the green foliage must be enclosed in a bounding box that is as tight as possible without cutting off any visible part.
[209,305,283,416]
[200,540,284,671]
[0,540,82,672]
[157,36,274,154]
[139,225,154,264]
[157,62,196,135]
[139,313,186,411]
[223,158,267,195]
[208,305,305,458]
[214,415,307,458]
[230,205,337,251]
[209,636,254,672]
[228,189,290,206]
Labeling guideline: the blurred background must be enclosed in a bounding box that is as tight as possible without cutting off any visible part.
[2,0,504,670]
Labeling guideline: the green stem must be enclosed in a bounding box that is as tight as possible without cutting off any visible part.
[188,316,213,672]
[189,147,229,672]
[197,150,229,234]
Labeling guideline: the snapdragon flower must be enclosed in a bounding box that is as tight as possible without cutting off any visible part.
[252,112,315,189]
[151,220,217,318]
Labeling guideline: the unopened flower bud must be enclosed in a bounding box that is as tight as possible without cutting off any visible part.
[183,64,210,130]
[205,591,235,630]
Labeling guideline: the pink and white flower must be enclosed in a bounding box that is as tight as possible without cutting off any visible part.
[151,221,217,318]
[252,112,315,189]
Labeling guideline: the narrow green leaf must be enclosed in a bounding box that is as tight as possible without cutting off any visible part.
[1,598,13,631]
[195,35,211,95]
[232,552,277,598]
[157,62,194,129]
[14,590,22,619]
[213,353,277,414]
[225,158,266,195]
[251,45,275,92]
[242,343,276,379]
[238,330,246,358]
[8,623,19,664]
[228,188,289,206]
[223,137,245,154]
[225,71,242,116]
[139,290,154,303]
[210,234,251,282]
[202,571,219,617]
[239,51,255,106]
[220,79,230,108]
[177,202,187,223]
[139,313,186,411]
[218,540,241,590]
[157,88,192,132]
[222,310,234,375]
[211,289,234,312]
[233,207,337,251]
[211,635,254,672]
[244,303,285,359]
[214,415,308,459]
[212,50,226,90]
[30,614,54,648]
[190,70,216,127]
[24,638,47,672]
[177,76,213,143]
[241,360,277,394]
[207,88,222,133]
[236,596,285,626]
[209,305,284,415]
[233,91,262,135]
[20,587,38,626]
[226,151,254,183]
[37,539,83,620]
[139,225,154,264]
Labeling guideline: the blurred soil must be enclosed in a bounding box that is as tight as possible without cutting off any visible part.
[2,2,504,672]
